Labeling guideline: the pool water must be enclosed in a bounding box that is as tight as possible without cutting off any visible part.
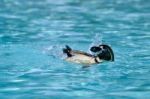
[0,0,150,99]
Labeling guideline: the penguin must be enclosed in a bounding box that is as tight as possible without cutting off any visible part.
[63,44,114,66]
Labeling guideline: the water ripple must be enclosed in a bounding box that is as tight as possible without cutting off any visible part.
[0,0,150,98]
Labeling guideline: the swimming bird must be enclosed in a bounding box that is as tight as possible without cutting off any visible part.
[63,44,114,67]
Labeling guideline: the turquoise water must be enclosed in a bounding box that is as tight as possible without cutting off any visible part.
[0,0,150,99]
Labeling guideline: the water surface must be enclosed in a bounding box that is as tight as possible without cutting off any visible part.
[0,0,150,99]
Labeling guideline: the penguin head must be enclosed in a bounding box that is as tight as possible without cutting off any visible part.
[90,44,114,61]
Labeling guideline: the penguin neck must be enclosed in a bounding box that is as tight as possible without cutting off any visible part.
[94,56,102,63]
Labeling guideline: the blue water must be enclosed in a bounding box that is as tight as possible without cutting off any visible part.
[0,0,150,99]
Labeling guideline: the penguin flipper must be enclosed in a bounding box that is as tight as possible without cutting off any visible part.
[63,45,73,57]
[66,45,72,51]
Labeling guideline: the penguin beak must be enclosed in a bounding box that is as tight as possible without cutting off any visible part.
[90,46,102,53]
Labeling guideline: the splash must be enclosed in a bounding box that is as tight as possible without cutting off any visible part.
[43,33,103,58]
[88,33,103,53]
[43,45,66,59]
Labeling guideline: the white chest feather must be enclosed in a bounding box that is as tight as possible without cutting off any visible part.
[65,54,101,65]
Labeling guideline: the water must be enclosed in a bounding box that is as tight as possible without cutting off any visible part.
[0,0,150,99]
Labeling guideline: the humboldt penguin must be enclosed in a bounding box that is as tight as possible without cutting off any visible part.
[63,44,114,66]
